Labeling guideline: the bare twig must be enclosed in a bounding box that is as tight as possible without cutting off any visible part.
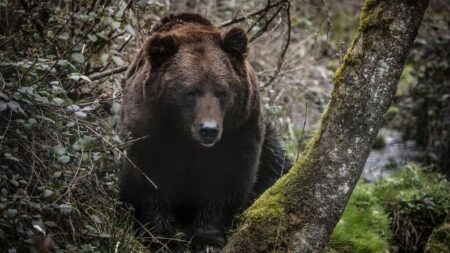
[31,18,102,85]
[321,0,332,50]
[261,1,291,90]
[85,65,128,94]
[249,4,284,42]
[31,0,113,85]
[0,110,12,146]
[96,35,134,73]
[218,0,287,28]
[85,125,158,189]
[88,66,128,81]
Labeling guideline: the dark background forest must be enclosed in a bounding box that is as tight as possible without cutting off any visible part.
[0,0,449,252]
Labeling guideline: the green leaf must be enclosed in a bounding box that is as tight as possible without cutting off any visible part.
[96,32,109,41]
[107,115,118,128]
[75,111,87,118]
[110,21,121,30]
[44,221,58,227]
[111,56,124,66]
[58,155,70,164]
[52,97,65,106]
[35,115,56,124]
[110,102,121,114]
[71,53,84,64]
[79,75,92,83]
[69,73,91,83]
[0,101,6,112]
[0,91,9,100]
[87,33,97,42]
[90,215,103,224]
[7,101,21,112]
[125,24,136,36]
[41,189,55,198]
[66,104,80,112]
[112,135,122,144]
[69,73,80,81]
[84,224,96,232]
[99,54,109,66]
[53,171,62,178]
[59,204,72,215]
[6,208,17,218]
[4,153,20,162]
[58,32,70,40]
[54,144,66,155]
[66,121,76,127]
[99,233,111,238]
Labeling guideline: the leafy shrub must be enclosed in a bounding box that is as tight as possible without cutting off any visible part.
[374,164,450,252]
[329,165,450,253]
[0,1,166,252]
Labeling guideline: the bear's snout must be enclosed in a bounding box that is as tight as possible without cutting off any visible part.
[198,121,220,147]
[200,122,219,141]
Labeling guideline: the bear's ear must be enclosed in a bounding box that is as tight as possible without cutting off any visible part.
[144,33,178,66]
[222,27,248,58]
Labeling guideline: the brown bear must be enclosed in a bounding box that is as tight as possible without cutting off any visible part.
[119,13,291,253]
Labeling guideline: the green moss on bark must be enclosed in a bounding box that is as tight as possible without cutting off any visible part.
[359,0,394,33]
[240,175,288,252]
[333,52,362,86]
[233,128,325,252]
[360,0,381,32]
[425,223,450,253]
[363,0,381,11]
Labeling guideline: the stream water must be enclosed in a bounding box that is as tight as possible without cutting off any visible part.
[361,128,423,182]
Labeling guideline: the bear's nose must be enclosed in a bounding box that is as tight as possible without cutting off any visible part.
[199,122,219,143]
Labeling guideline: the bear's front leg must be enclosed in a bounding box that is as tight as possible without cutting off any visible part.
[188,201,240,253]
[189,223,225,253]
[133,201,181,252]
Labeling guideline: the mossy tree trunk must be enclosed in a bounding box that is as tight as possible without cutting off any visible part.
[222,1,429,252]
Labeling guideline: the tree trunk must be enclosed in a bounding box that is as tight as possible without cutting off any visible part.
[221,1,429,252]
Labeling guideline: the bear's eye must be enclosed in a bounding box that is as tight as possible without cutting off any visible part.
[186,91,196,98]
[217,92,227,100]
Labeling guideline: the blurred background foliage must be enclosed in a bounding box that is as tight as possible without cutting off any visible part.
[0,0,449,252]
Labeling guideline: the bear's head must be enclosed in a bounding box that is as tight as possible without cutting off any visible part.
[141,13,259,148]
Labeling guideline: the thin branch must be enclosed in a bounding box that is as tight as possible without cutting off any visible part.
[85,125,158,189]
[31,18,102,85]
[96,35,133,73]
[31,0,112,85]
[84,65,128,94]
[88,66,128,81]
[261,1,291,90]
[249,4,284,42]
[321,0,332,50]
[218,0,287,28]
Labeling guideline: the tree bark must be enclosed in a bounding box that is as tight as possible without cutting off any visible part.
[221,1,429,252]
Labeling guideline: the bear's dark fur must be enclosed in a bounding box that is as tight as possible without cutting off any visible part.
[119,13,291,253]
